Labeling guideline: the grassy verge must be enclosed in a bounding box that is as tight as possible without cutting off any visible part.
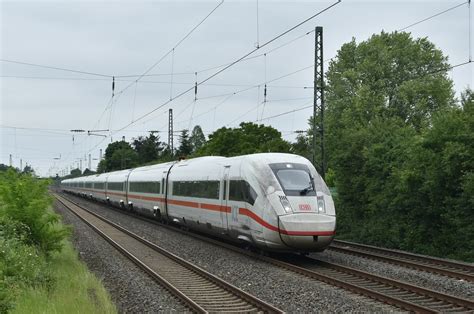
[11,238,116,314]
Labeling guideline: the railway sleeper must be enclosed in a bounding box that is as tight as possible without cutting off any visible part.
[195,300,250,306]
[184,293,235,299]
[199,304,256,311]
[192,297,242,303]
[180,287,225,293]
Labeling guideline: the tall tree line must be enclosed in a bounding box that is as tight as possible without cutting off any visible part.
[309,31,472,261]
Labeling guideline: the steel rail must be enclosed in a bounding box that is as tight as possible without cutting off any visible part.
[330,240,474,282]
[54,193,282,313]
[58,192,474,313]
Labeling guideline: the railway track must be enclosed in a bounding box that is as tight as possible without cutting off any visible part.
[329,240,474,282]
[281,255,474,313]
[54,193,282,313]
[58,192,474,313]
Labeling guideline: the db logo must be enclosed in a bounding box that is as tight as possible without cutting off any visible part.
[299,204,312,211]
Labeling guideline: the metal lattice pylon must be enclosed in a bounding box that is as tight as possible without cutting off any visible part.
[168,108,174,154]
[312,26,325,179]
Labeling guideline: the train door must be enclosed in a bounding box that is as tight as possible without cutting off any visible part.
[162,170,169,220]
[125,170,133,207]
[221,166,230,233]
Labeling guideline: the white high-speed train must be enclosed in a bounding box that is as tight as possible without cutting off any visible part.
[61,153,336,252]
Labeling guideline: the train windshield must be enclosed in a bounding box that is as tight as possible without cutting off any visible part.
[269,163,316,196]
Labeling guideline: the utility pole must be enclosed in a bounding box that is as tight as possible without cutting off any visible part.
[9,154,12,167]
[313,26,325,179]
[20,159,23,171]
[168,108,174,155]
[99,149,103,160]
[88,154,91,170]
[80,160,82,172]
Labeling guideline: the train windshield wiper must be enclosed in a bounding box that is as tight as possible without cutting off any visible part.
[300,184,314,195]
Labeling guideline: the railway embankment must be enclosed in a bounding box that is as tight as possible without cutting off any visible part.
[0,170,115,313]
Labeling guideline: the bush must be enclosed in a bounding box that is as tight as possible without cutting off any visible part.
[0,170,69,255]
[0,170,70,312]
[0,217,52,313]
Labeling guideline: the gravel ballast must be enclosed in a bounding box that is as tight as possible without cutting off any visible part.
[312,249,474,300]
[61,194,400,312]
[53,200,187,313]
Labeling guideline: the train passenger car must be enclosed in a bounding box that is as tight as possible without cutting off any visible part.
[89,173,107,200]
[104,169,131,207]
[61,153,336,252]
[126,162,173,218]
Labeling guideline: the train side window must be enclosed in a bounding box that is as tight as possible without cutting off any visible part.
[173,180,219,199]
[229,180,257,205]
[108,182,124,191]
[94,182,104,190]
[129,181,160,194]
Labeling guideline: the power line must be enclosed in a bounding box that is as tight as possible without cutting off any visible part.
[469,0,472,61]
[0,75,311,90]
[29,1,339,160]
[114,0,224,96]
[258,101,313,122]
[198,1,340,87]
[0,59,112,77]
[163,63,315,128]
[398,1,468,31]
[251,61,474,123]
[112,26,316,79]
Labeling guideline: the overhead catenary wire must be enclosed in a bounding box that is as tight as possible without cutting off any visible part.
[469,0,472,61]
[398,0,469,31]
[113,0,338,134]
[114,0,224,97]
[175,93,235,126]
[256,0,260,48]
[248,60,474,125]
[197,1,340,88]
[170,49,175,101]
[258,101,313,122]
[161,63,316,129]
[0,59,112,77]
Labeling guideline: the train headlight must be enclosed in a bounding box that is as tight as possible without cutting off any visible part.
[279,196,293,213]
[317,196,326,213]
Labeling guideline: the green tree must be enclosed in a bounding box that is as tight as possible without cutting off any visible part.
[96,160,107,173]
[189,125,206,153]
[100,141,139,171]
[197,122,291,157]
[322,31,462,258]
[177,129,192,158]
[132,132,164,164]
[82,168,96,176]
[22,165,34,174]
[0,170,69,254]
[392,88,473,260]
[70,168,81,177]
[290,133,311,163]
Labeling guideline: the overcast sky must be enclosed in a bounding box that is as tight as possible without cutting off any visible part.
[1,0,472,177]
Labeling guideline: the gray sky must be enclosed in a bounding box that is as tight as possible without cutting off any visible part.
[1,0,472,177]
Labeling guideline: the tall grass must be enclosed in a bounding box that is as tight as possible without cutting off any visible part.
[0,169,116,313]
[11,240,116,314]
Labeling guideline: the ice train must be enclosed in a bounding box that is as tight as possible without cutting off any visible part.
[61,153,336,252]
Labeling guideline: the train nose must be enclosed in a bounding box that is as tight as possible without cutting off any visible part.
[278,213,336,251]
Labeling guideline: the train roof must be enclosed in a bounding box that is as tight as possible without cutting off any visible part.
[61,153,311,183]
